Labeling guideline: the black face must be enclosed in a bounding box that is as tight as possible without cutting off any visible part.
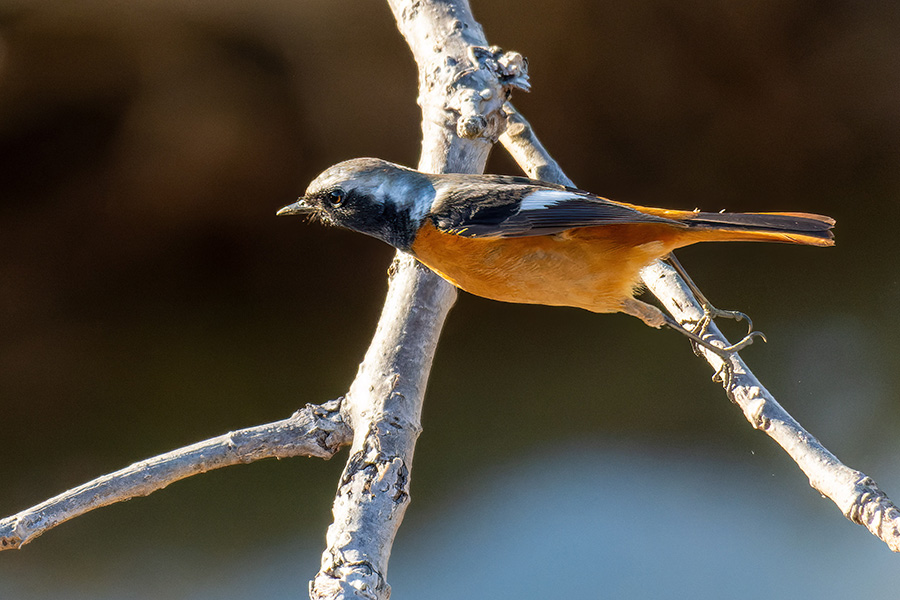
[305,186,417,252]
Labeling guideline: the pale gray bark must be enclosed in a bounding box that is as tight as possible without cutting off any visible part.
[0,399,351,551]
[501,106,900,553]
[642,262,900,552]
[2,4,897,599]
[309,3,530,598]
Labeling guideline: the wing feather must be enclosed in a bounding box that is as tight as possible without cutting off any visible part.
[429,179,679,238]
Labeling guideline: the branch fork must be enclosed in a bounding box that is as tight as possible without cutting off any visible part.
[449,45,530,140]
[2,3,898,599]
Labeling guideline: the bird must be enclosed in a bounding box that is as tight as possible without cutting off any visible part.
[278,157,834,354]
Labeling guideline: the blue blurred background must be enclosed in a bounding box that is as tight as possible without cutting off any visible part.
[1,0,899,597]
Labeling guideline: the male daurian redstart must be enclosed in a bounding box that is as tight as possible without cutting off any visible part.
[278,158,834,350]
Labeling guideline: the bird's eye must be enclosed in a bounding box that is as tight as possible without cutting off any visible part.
[326,189,345,207]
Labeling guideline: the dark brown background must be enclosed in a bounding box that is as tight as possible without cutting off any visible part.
[2,0,899,596]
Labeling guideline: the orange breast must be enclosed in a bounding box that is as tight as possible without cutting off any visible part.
[409,220,686,313]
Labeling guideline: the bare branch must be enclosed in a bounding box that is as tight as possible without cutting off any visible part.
[642,262,900,552]
[500,105,900,552]
[310,255,456,600]
[309,2,529,598]
[0,398,351,551]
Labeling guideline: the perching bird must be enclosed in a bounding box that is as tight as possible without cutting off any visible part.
[278,158,833,350]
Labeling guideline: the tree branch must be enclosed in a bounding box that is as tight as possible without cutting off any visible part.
[310,255,456,600]
[500,103,900,552]
[7,6,891,600]
[309,2,529,598]
[0,398,351,551]
[0,5,525,595]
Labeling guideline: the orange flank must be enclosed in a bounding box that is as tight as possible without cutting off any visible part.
[409,209,834,315]
[411,220,697,314]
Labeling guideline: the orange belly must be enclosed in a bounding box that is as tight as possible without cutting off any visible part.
[409,220,687,313]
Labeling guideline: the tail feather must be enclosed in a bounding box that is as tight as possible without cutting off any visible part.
[627,205,835,247]
[682,211,835,247]
[686,211,834,232]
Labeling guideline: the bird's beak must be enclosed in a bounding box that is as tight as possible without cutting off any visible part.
[276,197,315,216]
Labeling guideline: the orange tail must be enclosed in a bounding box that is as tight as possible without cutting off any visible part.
[624,205,835,247]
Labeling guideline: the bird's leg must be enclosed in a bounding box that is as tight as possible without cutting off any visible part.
[619,298,748,356]
[664,253,767,354]
[619,297,669,329]
[665,253,758,335]
[620,297,760,389]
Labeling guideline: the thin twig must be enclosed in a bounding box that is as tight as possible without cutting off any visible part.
[500,103,900,552]
[0,398,351,551]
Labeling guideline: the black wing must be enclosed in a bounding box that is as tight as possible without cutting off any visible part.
[429,175,680,238]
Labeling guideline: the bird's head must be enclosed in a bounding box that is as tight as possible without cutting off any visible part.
[278,158,434,251]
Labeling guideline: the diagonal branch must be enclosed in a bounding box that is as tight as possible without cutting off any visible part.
[0,6,523,595]
[500,103,900,552]
[0,398,351,551]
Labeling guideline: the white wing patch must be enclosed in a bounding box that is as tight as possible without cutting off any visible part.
[518,189,583,212]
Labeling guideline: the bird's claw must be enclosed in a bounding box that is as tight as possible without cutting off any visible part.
[688,305,766,356]
[660,253,772,390]
[720,329,767,353]
[697,303,756,338]
[707,306,753,333]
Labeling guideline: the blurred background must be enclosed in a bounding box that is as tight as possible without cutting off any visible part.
[2,0,899,597]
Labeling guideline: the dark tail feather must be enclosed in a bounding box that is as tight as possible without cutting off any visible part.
[681,211,835,247]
